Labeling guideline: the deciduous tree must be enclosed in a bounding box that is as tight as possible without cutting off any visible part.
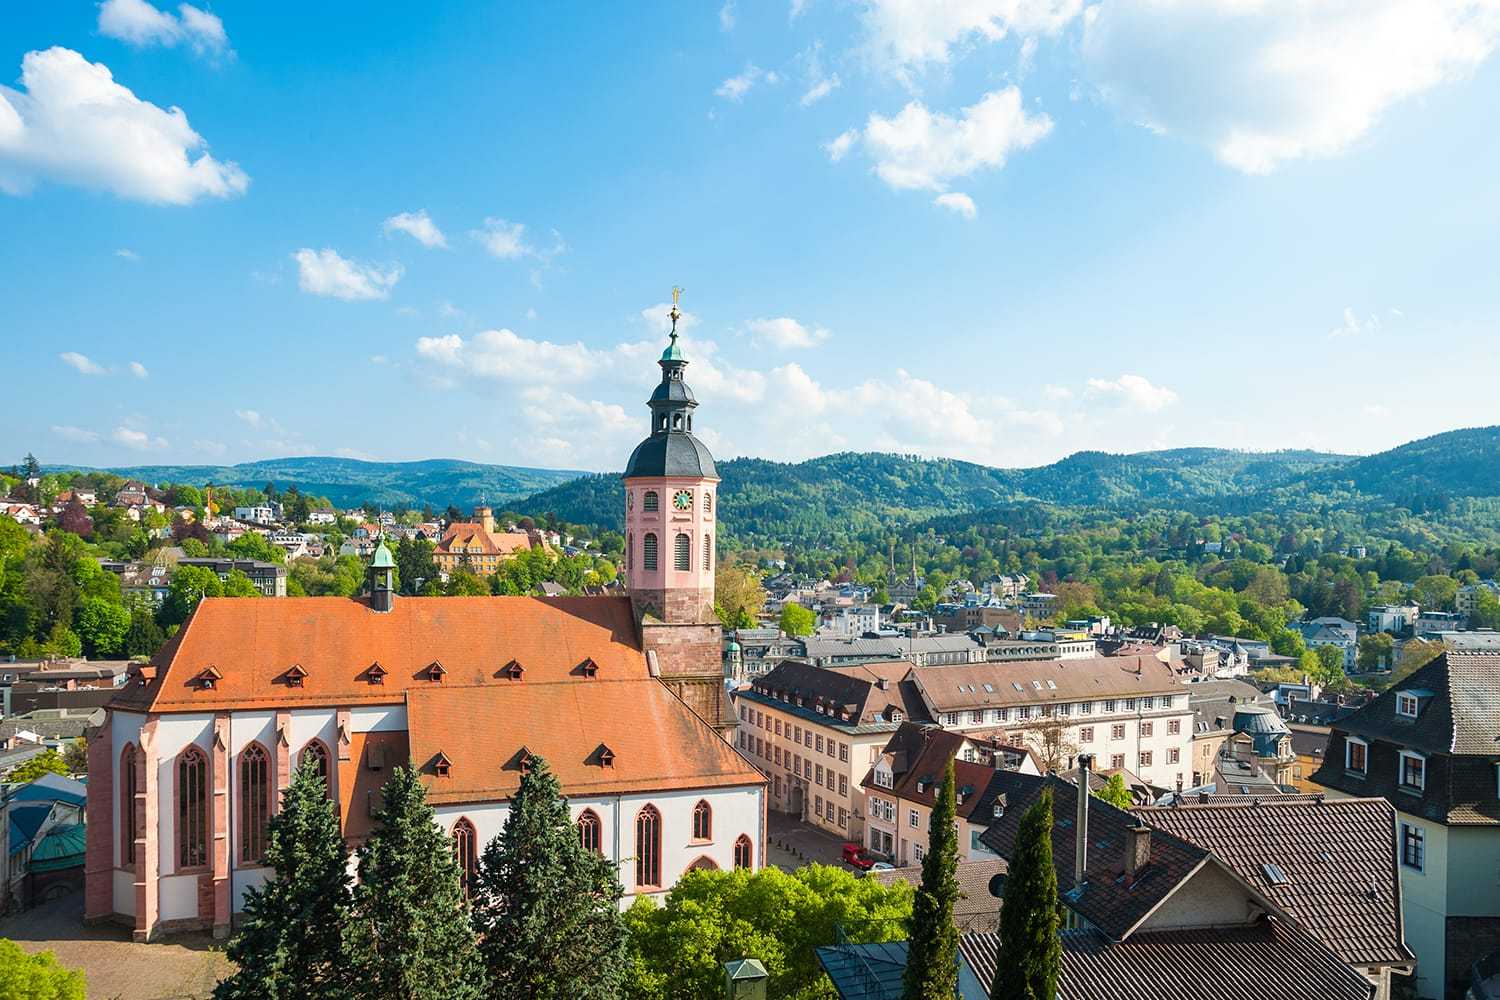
[778,603,815,638]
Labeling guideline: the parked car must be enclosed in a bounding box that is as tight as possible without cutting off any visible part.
[868,861,894,871]
[841,842,876,870]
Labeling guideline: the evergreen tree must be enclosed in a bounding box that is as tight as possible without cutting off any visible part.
[216,757,351,1000]
[903,758,959,1000]
[470,756,626,1000]
[991,788,1061,1000]
[347,766,482,1000]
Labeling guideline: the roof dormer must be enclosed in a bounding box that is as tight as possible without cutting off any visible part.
[592,743,616,768]
[577,657,599,678]
[283,664,308,688]
[366,661,387,685]
[432,751,452,778]
[502,659,524,680]
[193,666,222,691]
[1395,688,1432,720]
[424,660,447,682]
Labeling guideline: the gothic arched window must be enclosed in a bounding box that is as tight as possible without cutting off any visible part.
[302,740,331,796]
[643,533,658,571]
[692,799,712,840]
[240,742,271,864]
[578,809,602,854]
[734,834,753,869]
[675,533,690,571]
[121,744,138,868]
[453,817,477,898]
[177,746,208,870]
[643,491,659,512]
[636,804,662,888]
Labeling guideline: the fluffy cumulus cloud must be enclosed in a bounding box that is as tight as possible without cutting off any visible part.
[128,361,149,378]
[59,351,107,375]
[1085,373,1179,412]
[861,0,1082,78]
[933,191,977,218]
[111,425,168,450]
[416,329,608,383]
[292,248,402,301]
[470,217,565,264]
[0,48,248,203]
[1081,0,1500,174]
[98,0,230,56]
[383,209,447,248]
[833,87,1051,209]
[746,317,831,349]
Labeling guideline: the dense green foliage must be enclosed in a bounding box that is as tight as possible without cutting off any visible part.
[903,760,960,1000]
[1091,773,1134,810]
[470,757,627,1000]
[346,767,483,1000]
[5,748,71,782]
[216,759,352,1000]
[0,940,85,1000]
[991,789,1061,1000]
[623,865,914,1000]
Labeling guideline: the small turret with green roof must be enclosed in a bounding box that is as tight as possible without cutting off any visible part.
[368,537,395,612]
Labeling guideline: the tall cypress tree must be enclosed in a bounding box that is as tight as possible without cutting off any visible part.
[215,757,351,1000]
[470,756,627,1000]
[990,788,1062,1000]
[346,765,483,1000]
[903,758,960,1000]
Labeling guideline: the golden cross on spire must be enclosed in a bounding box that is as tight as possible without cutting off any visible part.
[669,286,684,336]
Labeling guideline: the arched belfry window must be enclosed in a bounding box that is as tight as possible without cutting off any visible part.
[240,742,271,864]
[453,818,477,898]
[703,492,712,513]
[643,533,658,571]
[672,414,683,430]
[177,746,208,870]
[636,804,662,888]
[703,534,712,571]
[675,533,690,571]
[643,491,659,512]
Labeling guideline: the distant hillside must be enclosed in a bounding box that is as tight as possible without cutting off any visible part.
[517,447,1362,546]
[1316,426,1500,502]
[76,456,583,510]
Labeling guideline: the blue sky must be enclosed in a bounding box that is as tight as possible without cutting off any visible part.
[4,1,1500,473]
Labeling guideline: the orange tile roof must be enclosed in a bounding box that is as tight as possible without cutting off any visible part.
[407,680,764,803]
[434,524,541,557]
[112,595,649,713]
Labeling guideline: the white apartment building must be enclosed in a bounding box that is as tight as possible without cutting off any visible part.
[908,654,1194,790]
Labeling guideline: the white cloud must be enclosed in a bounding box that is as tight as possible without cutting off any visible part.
[292,248,402,301]
[1329,307,1383,339]
[128,361,149,378]
[791,0,810,18]
[51,425,101,444]
[720,1,736,30]
[112,426,168,450]
[1042,383,1073,401]
[716,65,780,102]
[640,302,699,337]
[470,217,565,264]
[59,351,107,375]
[824,129,857,161]
[1085,374,1179,412]
[98,0,229,56]
[235,409,264,429]
[382,209,447,248]
[1081,0,1500,174]
[838,88,1052,203]
[747,317,831,349]
[801,74,842,106]
[861,0,1082,79]
[933,191,977,218]
[114,248,139,261]
[0,47,248,203]
[416,329,607,384]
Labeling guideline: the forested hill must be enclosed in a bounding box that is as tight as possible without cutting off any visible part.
[69,457,583,510]
[516,427,1500,548]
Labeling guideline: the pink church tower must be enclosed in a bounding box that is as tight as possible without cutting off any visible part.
[624,289,729,729]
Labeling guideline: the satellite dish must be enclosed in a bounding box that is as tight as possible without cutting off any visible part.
[988,873,1007,898]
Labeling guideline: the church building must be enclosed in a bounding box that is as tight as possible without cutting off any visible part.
[83,307,763,941]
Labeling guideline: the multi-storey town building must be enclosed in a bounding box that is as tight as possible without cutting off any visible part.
[83,321,763,941]
[431,505,548,577]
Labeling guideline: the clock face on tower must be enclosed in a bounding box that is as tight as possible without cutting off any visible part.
[672,489,693,511]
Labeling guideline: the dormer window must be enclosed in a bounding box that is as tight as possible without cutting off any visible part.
[433,752,452,778]
[1345,737,1368,775]
[1398,750,1426,792]
[594,743,615,768]
[194,666,222,691]
[1396,693,1420,718]
[283,664,308,688]
[503,660,524,680]
[367,661,387,685]
[425,661,447,682]
[516,747,535,774]
[578,658,599,677]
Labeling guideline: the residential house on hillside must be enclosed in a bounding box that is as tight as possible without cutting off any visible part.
[1311,652,1500,999]
[734,659,928,842]
[177,557,287,597]
[1186,678,1271,789]
[1297,617,1360,673]
[906,655,1194,789]
[1456,582,1500,620]
[432,505,546,577]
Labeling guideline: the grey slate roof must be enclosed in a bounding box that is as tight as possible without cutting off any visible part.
[623,431,718,479]
[870,859,1008,932]
[1134,797,1413,968]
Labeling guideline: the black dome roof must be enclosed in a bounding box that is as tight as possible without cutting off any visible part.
[624,432,718,479]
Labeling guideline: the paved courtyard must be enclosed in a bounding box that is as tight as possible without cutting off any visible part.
[767,810,862,871]
[0,894,233,1000]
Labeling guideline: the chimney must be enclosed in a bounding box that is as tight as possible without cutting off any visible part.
[1075,753,1092,886]
[1125,818,1151,880]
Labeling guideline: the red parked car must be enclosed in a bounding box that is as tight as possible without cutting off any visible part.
[842,842,876,870]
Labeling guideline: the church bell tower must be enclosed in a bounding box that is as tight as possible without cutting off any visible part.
[623,289,730,730]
